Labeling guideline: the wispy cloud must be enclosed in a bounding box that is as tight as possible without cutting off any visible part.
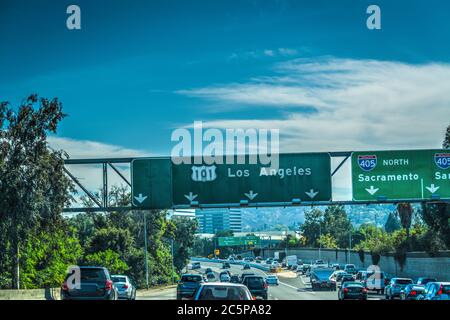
[228,47,299,60]
[178,57,450,152]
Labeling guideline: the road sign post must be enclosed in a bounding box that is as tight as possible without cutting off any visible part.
[352,149,450,201]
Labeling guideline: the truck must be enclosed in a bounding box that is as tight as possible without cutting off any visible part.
[286,255,298,268]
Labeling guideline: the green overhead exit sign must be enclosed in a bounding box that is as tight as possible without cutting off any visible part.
[351,149,450,201]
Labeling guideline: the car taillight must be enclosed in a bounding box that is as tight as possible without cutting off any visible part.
[362,288,368,293]
[62,281,68,291]
[105,280,113,290]
[252,296,257,300]
[437,285,443,295]
[123,284,129,289]
[410,291,417,295]
[343,288,348,293]
[264,282,268,289]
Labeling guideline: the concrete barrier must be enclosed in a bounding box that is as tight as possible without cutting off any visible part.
[236,249,450,281]
[0,288,60,300]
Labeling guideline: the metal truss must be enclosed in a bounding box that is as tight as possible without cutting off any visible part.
[62,153,449,213]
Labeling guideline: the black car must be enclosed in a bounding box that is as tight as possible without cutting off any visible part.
[243,264,251,270]
[416,277,437,286]
[400,284,426,300]
[242,275,268,300]
[61,266,117,300]
[310,268,336,291]
[204,268,213,274]
[338,282,368,300]
[222,262,231,269]
[177,274,204,300]
[230,275,240,283]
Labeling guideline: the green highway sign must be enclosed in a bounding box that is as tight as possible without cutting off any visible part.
[352,149,450,201]
[131,153,332,209]
[131,158,173,209]
[172,153,331,206]
[218,236,261,247]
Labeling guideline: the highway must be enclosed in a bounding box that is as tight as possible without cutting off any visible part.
[138,260,384,300]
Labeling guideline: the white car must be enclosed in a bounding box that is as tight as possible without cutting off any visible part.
[266,275,279,285]
[220,273,231,282]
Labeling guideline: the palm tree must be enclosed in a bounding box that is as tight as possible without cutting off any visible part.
[397,203,413,237]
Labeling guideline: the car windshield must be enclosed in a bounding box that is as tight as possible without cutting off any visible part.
[199,286,250,300]
[395,279,413,285]
[181,275,203,282]
[112,276,127,283]
[245,277,264,289]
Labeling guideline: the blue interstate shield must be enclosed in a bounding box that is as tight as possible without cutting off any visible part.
[434,153,450,170]
[358,155,377,172]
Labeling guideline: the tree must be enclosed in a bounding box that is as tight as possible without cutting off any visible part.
[299,209,324,247]
[397,203,413,237]
[443,124,450,148]
[84,249,129,274]
[0,95,73,289]
[318,234,338,249]
[171,217,198,273]
[384,212,401,233]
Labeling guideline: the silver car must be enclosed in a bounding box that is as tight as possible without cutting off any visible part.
[111,275,136,300]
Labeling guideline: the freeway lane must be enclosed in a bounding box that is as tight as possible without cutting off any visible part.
[137,260,383,300]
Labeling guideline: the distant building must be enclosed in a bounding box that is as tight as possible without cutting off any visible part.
[195,209,242,234]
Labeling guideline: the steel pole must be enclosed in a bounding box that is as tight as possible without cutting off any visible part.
[171,239,175,284]
[143,211,149,289]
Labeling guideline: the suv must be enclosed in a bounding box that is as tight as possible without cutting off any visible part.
[177,274,204,300]
[61,266,117,300]
[344,264,357,275]
[242,275,268,300]
[385,278,414,299]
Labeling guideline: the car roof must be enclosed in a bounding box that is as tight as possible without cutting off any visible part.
[201,282,247,287]
[111,274,128,278]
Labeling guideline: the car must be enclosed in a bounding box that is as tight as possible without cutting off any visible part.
[338,282,368,300]
[61,266,117,300]
[191,262,201,269]
[331,263,341,270]
[204,268,213,274]
[193,283,253,300]
[220,273,231,282]
[265,275,279,286]
[243,263,251,270]
[419,282,450,300]
[310,268,336,291]
[222,262,231,269]
[344,264,357,275]
[400,284,426,300]
[230,275,240,283]
[111,275,136,300]
[330,270,346,283]
[243,257,254,262]
[206,272,216,281]
[176,274,204,300]
[220,270,231,277]
[300,264,311,275]
[416,277,437,286]
[359,271,386,294]
[355,270,367,281]
[242,275,268,300]
[340,273,355,287]
[265,258,273,265]
[384,278,414,300]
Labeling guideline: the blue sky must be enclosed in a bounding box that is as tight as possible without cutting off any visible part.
[1,0,450,200]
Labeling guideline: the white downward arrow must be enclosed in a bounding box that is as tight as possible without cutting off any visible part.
[426,184,440,194]
[365,186,379,195]
[134,193,148,204]
[305,189,319,199]
[244,190,258,200]
[184,192,198,202]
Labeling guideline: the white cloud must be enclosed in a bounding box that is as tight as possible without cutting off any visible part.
[177,57,450,199]
[49,136,151,206]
